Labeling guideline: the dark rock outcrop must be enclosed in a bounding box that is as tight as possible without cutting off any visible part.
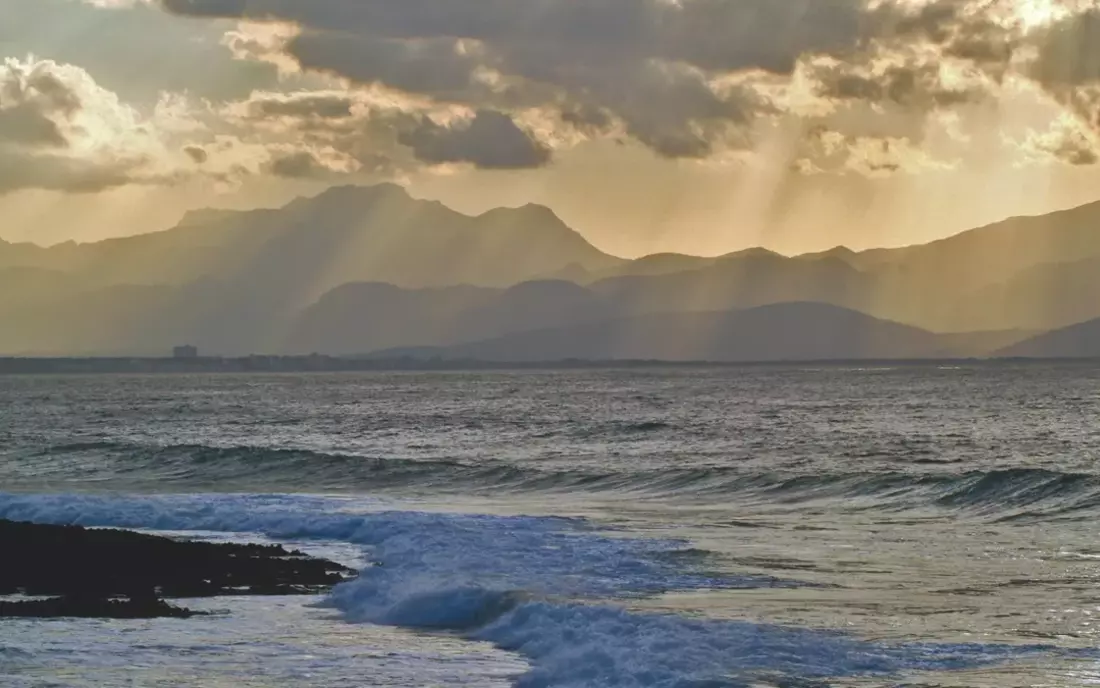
[0,594,197,619]
[0,519,357,619]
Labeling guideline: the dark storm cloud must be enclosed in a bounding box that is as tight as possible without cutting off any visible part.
[153,0,885,158]
[139,0,1100,169]
[398,109,550,168]
[560,104,612,132]
[159,0,872,74]
[288,33,487,100]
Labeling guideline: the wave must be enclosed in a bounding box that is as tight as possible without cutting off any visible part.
[6,441,1100,520]
[337,583,1066,688]
[0,492,1082,687]
[0,645,32,662]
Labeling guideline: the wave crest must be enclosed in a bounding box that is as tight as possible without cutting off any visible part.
[0,492,1086,687]
[7,442,1100,520]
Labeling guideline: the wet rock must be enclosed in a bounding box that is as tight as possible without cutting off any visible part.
[0,519,357,619]
[0,594,197,619]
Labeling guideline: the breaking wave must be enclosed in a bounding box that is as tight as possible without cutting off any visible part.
[0,492,1083,687]
[6,441,1100,520]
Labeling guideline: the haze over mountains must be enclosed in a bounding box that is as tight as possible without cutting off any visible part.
[372,303,956,363]
[3,183,1100,360]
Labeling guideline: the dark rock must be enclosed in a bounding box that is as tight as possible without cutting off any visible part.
[0,595,198,619]
[0,519,357,619]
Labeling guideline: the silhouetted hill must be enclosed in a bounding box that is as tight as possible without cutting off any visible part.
[374,302,956,362]
[285,282,491,354]
[0,184,622,294]
[943,258,1100,332]
[0,184,626,354]
[794,246,862,266]
[998,317,1100,358]
[582,206,1100,332]
[933,329,1036,357]
[286,279,611,354]
[857,200,1100,275]
[851,202,1100,329]
[589,253,872,317]
[4,187,1100,356]
[583,248,786,282]
[0,240,51,271]
[0,267,76,310]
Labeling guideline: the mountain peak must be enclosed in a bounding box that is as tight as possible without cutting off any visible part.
[477,202,565,225]
[305,182,412,206]
[811,246,856,257]
[719,247,783,261]
[794,246,860,264]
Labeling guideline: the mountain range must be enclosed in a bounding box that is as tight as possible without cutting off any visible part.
[3,183,1100,360]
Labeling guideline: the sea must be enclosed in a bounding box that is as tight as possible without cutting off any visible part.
[1,364,1100,687]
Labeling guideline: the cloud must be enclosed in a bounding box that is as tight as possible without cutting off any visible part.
[210,86,561,173]
[1024,10,1100,134]
[1019,113,1100,166]
[221,88,409,132]
[0,56,400,193]
[76,0,1100,174]
[792,123,956,176]
[0,104,68,148]
[152,0,869,72]
[1030,8,1100,87]
[0,59,83,149]
[0,153,142,194]
[183,144,208,162]
[82,0,152,7]
[265,145,361,178]
[398,109,550,169]
[0,57,182,194]
[246,91,356,120]
[814,55,990,110]
[267,150,326,177]
[149,0,879,161]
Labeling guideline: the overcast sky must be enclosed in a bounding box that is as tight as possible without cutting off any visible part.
[4,0,1100,256]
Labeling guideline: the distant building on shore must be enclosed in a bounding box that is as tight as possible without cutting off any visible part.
[172,345,199,359]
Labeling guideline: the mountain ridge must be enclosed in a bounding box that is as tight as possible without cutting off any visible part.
[2,183,1100,357]
[6,185,1099,270]
[998,314,1100,359]
[367,302,959,363]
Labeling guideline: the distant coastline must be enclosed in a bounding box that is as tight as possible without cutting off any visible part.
[1,355,1097,375]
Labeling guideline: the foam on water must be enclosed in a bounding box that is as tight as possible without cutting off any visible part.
[0,596,527,688]
[0,493,798,600]
[0,492,1081,688]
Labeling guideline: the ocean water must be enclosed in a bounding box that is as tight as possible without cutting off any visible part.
[2,365,1100,687]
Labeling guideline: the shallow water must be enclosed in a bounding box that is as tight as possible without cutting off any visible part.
[2,365,1099,687]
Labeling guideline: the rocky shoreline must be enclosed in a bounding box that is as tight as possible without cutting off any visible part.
[0,519,357,619]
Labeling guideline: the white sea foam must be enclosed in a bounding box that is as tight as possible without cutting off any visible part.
[0,492,1073,687]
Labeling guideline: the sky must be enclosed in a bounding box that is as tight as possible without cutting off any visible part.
[4,0,1100,257]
